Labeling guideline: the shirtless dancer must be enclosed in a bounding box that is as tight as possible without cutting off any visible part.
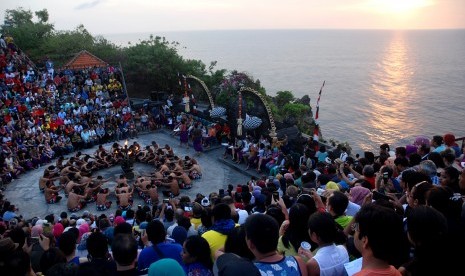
[115,190,133,211]
[44,181,63,204]
[185,160,202,180]
[60,167,80,186]
[161,175,180,197]
[138,183,159,206]
[116,174,129,187]
[67,186,87,212]
[64,175,90,197]
[39,171,60,192]
[84,181,104,203]
[172,171,192,189]
[96,188,112,211]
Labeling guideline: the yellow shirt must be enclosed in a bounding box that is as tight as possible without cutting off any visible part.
[202,229,228,260]
[190,217,202,230]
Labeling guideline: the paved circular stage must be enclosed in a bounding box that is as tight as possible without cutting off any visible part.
[2,130,251,219]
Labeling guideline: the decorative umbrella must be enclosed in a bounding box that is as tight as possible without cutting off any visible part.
[210,106,226,118]
[243,114,262,130]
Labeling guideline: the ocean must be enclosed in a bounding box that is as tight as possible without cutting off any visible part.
[105,30,465,155]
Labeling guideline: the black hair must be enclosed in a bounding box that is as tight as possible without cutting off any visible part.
[224,225,255,260]
[200,207,213,229]
[302,171,316,183]
[432,135,443,146]
[327,191,349,217]
[244,214,279,254]
[405,205,453,275]
[125,209,135,219]
[184,236,213,269]
[282,203,311,252]
[58,231,78,256]
[394,157,409,168]
[428,152,445,169]
[442,166,460,193]
[111,234,138,266]
[86,232,109,259]
[5,250,33,276]
[164,208,174,222]
[146,220,166,244]
[177,216,192,231]
[114,222,132,236]
[8,227,26,249]
[307,211,339,244]
[212,203,231,221]
[354,203,407,265]
[296,194,317,214]
[265,206,286,228]
[395,146,407,157]
[364,151,375,164]
[380,143,390,152]
[39,247,66,274]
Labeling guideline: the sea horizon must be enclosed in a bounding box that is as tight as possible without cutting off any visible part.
[104,29,465,154]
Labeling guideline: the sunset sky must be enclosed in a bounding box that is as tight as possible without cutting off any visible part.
[1,0,464,35]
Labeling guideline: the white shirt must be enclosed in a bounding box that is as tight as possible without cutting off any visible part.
[340,152,348,162]
[312,244,349,276]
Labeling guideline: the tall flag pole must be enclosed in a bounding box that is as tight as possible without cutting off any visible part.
[313,81,325,148]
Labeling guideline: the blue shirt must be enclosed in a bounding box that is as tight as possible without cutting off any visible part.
[137,242,184,272]
[255,256,301,276]
[2,211,16,222]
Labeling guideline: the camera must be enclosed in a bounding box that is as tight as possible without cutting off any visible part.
[373,190,390,201]
[27,237,40,247]
[184,203,193,212]
[163,198,170,204]
[272,191,279,201]
[382,172,389,184]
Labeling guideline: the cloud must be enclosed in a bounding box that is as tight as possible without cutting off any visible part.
[75,0,105,10]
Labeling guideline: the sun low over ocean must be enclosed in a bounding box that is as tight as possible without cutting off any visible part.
[106,29,465,154]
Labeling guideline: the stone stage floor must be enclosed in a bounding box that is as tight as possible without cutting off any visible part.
[2,130,252,220]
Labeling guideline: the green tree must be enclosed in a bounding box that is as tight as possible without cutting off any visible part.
[121,35,209,97]
[275,90,295,107]
[35,9,49,23]
[282,103,311,133]
[1,8,54,58]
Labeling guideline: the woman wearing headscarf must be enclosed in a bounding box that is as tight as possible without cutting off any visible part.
[349,186,371,206]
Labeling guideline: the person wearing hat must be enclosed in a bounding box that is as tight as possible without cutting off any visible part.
[201,197,210,208]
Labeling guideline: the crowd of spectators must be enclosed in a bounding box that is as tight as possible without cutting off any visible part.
[1,34,465,276]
